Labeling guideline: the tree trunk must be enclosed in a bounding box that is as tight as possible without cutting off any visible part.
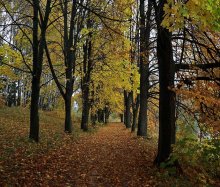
[90,84,97,125]
[29,75,40,142]
[63,0,77,133]
[104,106,110,124]
[125,91,132,128]
[120,114,124,122]
[29,0,51,142]
[81,17,93,131]
[29,0,40,142]
[81,85,90,131]
[64,48,74,132]
[137,0,152,137]
[154,0,176,165]
[123,90,127,125]
[98,109,104,123]
[132,94,140,132]
[7,84,12,107]
[17,80,21,106]
[65,94,72,133]
[12,82,16,106]
[91,113,97,125]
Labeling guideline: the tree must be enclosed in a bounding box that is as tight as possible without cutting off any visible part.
[81,11,93,131]
[0,1,32,108]
[153,0,176,165]
[137,0,152,137]
[153,0,220,165]
[29,0,52,142]
[124,90,132,128]
[45,0,85,133]
[162,0,220,32]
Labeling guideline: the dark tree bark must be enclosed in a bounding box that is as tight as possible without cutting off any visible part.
[81,84,90,131]
[63,0,78,133]
[104,106,110,124]
[125,91,132,128]
[123,90,127,125]
[132,94,140,132]
[29,0,40,142]
[154,0,176,165]
[81,15,93,131]
[64,94,72,132]
[29,0,51,142]
[120,114,124,123]
[137,0,152,137]
[81,33,92,131]
[12,82,16,106]
[97,109,104,123]
[17,80,21,106]
[6,84,12,107]
[90,84,97,125]
[175,62,220,71]
[91,113,97,125]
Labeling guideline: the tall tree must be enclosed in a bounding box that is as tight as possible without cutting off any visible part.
[45,0,83,133]
[62,0,78,132]
[124,90,132,128]
[29,0,52,142]
[154,0,176,165]
[137,0,152,137]
[81,11,93,131]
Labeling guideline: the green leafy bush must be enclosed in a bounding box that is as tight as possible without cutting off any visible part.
[172,137,220,184]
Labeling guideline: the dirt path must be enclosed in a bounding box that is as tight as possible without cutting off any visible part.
[51,123,158,187]
[1,123,158,186]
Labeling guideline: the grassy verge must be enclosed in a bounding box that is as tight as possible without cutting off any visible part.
[0,106,82,161]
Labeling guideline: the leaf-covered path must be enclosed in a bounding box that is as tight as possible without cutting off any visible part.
[1,123,158,186]
[64,123,157,187]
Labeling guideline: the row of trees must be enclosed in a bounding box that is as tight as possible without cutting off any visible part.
[0,0,219,166]
[0,0,132,137]
[122,0,220,165]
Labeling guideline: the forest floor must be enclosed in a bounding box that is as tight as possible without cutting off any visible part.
[0,107,212,187]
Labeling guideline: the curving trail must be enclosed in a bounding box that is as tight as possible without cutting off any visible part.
[1,123,158,186]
